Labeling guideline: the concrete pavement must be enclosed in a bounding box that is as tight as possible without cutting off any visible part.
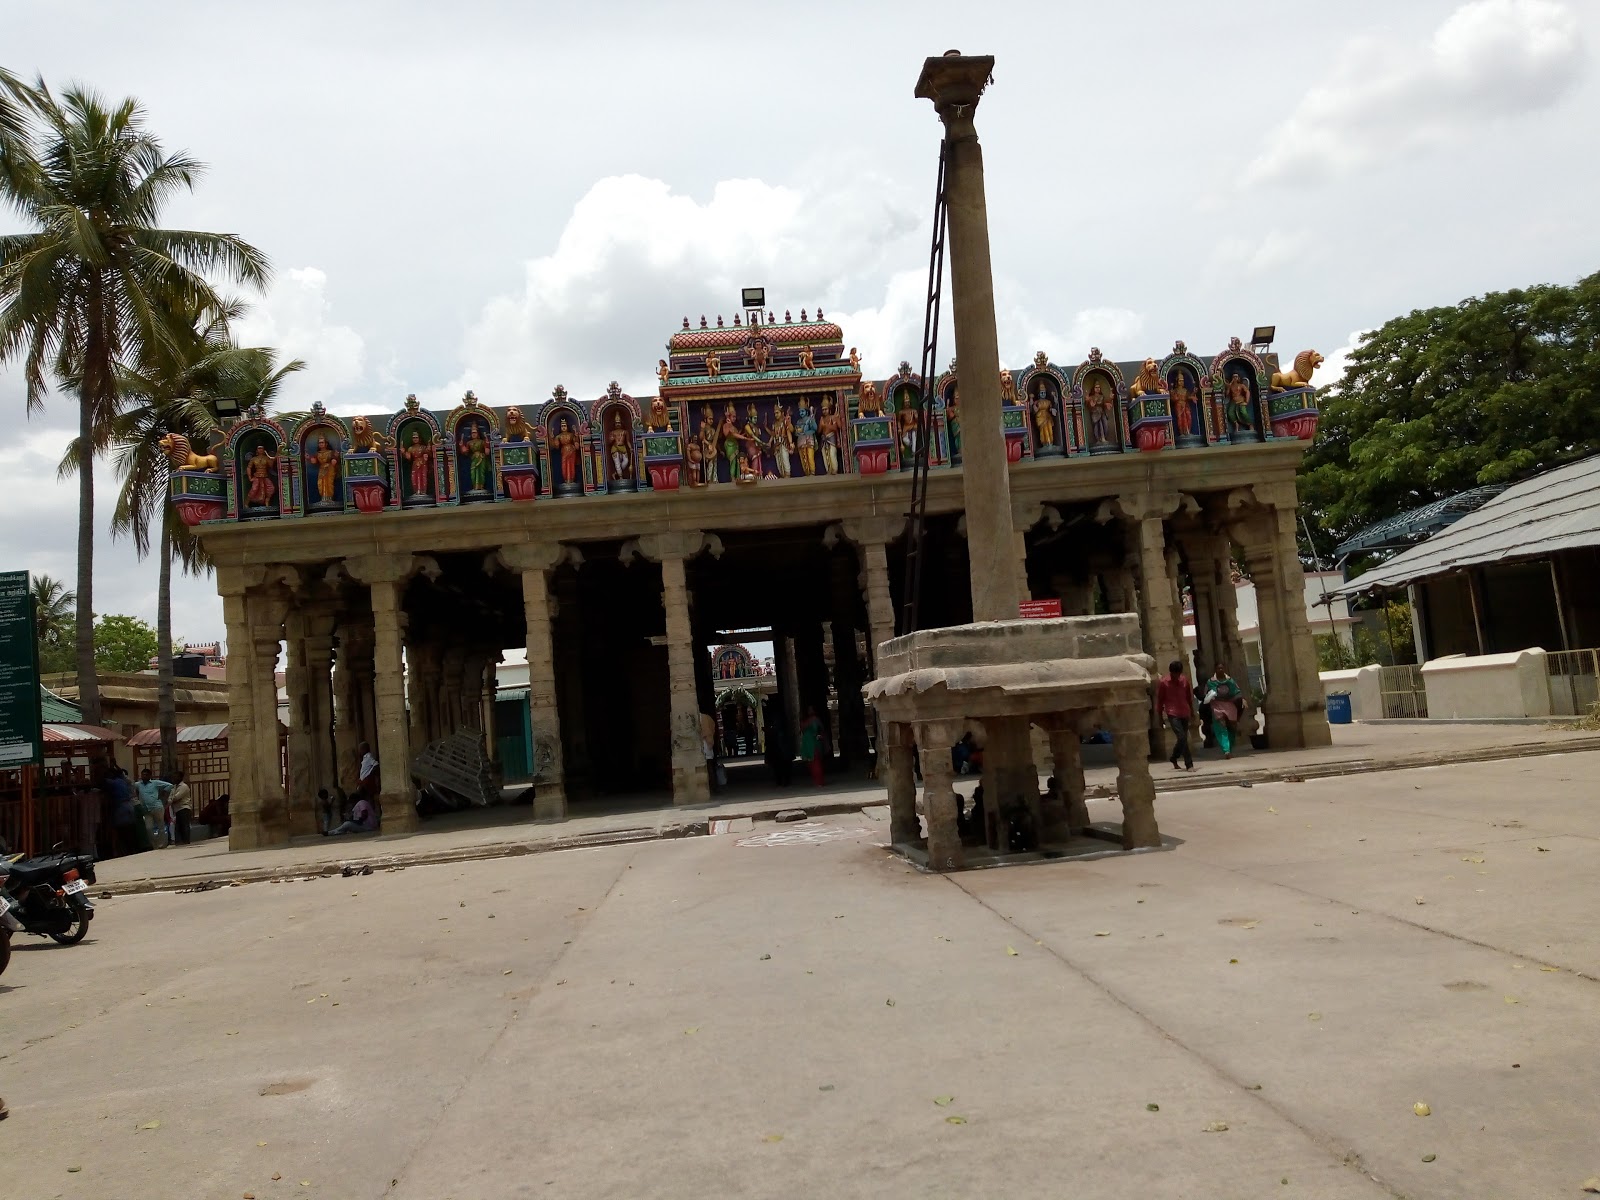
[91,720,1600,896]
[3,749,1599,1197]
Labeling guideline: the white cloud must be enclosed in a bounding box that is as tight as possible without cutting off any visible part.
[1247,0,1585,185]
[1209,230,1315,278]
[1314,329,1372,395]
[433,173,926,403]
[233,266,368,411]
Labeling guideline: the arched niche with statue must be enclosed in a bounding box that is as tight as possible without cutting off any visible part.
[589,383,641,494]
[1016,352,1070,458]
[295,406,349,516]
[1160,342,1211,449]
[1211,337,1268,444]
[226,413,288,520]
[443,393,501,504]
[1072,349,1127,456]
[389,397,445,508]
[541,387,590,498]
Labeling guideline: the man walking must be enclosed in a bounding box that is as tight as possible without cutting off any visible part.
[1156,659,1196,771]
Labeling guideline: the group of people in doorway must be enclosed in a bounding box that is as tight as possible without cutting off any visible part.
[703,706,832,792]
[105,765,195,853]
[1156,660,1250,771]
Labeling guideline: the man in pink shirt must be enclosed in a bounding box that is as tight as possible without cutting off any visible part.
[1155,659,1195,771]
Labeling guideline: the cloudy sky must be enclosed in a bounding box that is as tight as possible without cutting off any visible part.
[2,0,1594,645]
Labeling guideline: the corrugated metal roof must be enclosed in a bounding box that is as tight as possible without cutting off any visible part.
[1339,454,1600,595]
[41,723,120,743]
[39,687,82,723]
[495,688,529,704]
[125,722,230,747]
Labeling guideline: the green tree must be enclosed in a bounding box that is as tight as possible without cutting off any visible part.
[1300,270,1600,551]
[103,299,301,773]
[29,571,74,651]
[0,75,269,724]
[93,613,159,673]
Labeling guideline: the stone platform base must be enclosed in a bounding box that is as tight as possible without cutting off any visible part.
[891,822,1177,872]
[864,615,1162,871]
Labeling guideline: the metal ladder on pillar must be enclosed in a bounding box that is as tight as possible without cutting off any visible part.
[899,137,949,636]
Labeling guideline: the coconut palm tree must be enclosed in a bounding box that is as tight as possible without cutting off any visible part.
[29,573,76,663]
[101,300,303,774]
[0,77,269,724]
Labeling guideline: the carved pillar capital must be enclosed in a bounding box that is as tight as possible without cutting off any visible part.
[838,515,906,550]
[345,553,437,588]
[634,530,715,564]
[496,542,571,576]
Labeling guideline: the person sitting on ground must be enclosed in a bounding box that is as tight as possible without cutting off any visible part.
[317,788,335,834]
[325,793,379,836]
[197,792,231,837]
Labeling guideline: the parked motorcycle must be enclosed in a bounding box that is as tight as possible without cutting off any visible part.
[0,841,97,947]
[0,894,20,976]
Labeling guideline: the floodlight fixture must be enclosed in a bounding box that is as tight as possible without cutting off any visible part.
[741,287,765,309]
[1251,325,1276,347]
[213,396,241,420]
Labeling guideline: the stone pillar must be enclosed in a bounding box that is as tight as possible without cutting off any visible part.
[639,533,711,806]
[1047,725,1090,833]
[1235,497,1332,750]
[1121,499,1183,759]
[248,613,288,845]
[916,54,1019,624]
[219,573,263,851]
[983,715,1039,849]
[302,611,337,803]
[778,635,802,744]
[883,721,919,844]
[439,646,465,736]
[333,619,368,795]
[1111,709,1161,849]
[500,544,568,820]
[917,719,964,870]
[348,555,423,832]
[856,538,897,667]
[282,616,318,837]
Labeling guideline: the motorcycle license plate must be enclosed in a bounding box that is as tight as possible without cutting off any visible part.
[63,879,88,895]
[0,893,13,911]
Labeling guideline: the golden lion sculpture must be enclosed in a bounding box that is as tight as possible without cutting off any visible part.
[999,369,1017,405]
[159,433,218,472]
[504,407,532,442]
[1271,350,1324,392]
[351,415,390,452]
[1129,357,1168,399]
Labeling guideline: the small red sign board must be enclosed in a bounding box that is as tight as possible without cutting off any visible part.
[1018,598,1062,619]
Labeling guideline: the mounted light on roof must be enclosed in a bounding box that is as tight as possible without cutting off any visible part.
[1250,325,1276,352]
[741,287,765,309]
[213,396,241,421]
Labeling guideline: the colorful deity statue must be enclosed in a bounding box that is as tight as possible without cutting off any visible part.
[858,380,882,417]
[819,394,845,475]
[1032,380,1057,449]
[607,417,633,482]
[1224,372,1253,432]
[550,418,582,489]
[769,403,794,478]
[401,429,434,498]
[794,396,819,476]
[718,402,742,481]
[1086,380,1116,446]
[685,437,706,487]
[697,405,718,484]
[848,346,861,372]
[458,420,492,493]
[740,404,766,476]
[306,435,341,505]
[898,404,922,462]
[657,358,671,386]
[1170,371,1200,438]
[244,444,278,508]
[945,388,962,461]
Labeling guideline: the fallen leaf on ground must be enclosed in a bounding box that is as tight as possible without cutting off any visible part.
[137,1120,160,1131]
[1415,897,1426,905]
[1146,1103,1159,1112]
[1462,855,1484,864]
[762,1134,783,1143]
[1006,946,1018,955]
[760,953,771,961]
[934,1096,955,1106]
[503,970,513,976]
[945,1116,966,1125]
[273,1174,282,1181]
[1540,966,1560,972]
[67,1167,81,1173]
[257,1142,267,1147]
[1308,1013,1321,1021]
[684,1027,698,1035]
[1093,931,1110,938]
[1266,806,1276,814]
[1245,1084,1262,1090]
[818,1084,834,1091]
[1413,1102,1431,1116]
[885,998,895,1006]
[1421,1154,1436,1163]
[1582,1177,1600,1193]
[1536,846,1549,852]
[1505,995,1520,1005]
[1203,1121,1229,1132]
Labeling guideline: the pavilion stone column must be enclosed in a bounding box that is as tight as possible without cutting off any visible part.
[883,721,920,845]
[282,613,318,837]
[1117,495,1184,759]
[439,646,466,737]
[348,554,424,832]
[1110,707,1162,849]
[302,609,338,804]
[1182,530,1226,682]
[333,618,372,794]
[246,586,292,847]
[500,543,568,820]
[482,658,501,779]
[1233,490,1331,750]
[639,532,711,806]
[219,571,263,850]
[917,54,1020,623]
[916,719,964,871]
[1045,720,1091,834]
[405,636,430,753]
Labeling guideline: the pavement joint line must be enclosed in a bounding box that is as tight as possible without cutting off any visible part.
[1195,857,1600,986]
[379,843,640,1198]
[942,873,1407,1200]
[93,738,1600,898]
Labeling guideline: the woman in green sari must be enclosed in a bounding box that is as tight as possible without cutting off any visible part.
[1203,664,1244,759]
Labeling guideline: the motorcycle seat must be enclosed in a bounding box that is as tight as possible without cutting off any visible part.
[2,860,63,887]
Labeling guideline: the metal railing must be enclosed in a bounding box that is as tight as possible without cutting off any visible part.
[1546,648,1600,718]
[1379,664,1429,719]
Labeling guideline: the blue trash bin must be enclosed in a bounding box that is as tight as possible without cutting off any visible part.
[1325,692,1352,724]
